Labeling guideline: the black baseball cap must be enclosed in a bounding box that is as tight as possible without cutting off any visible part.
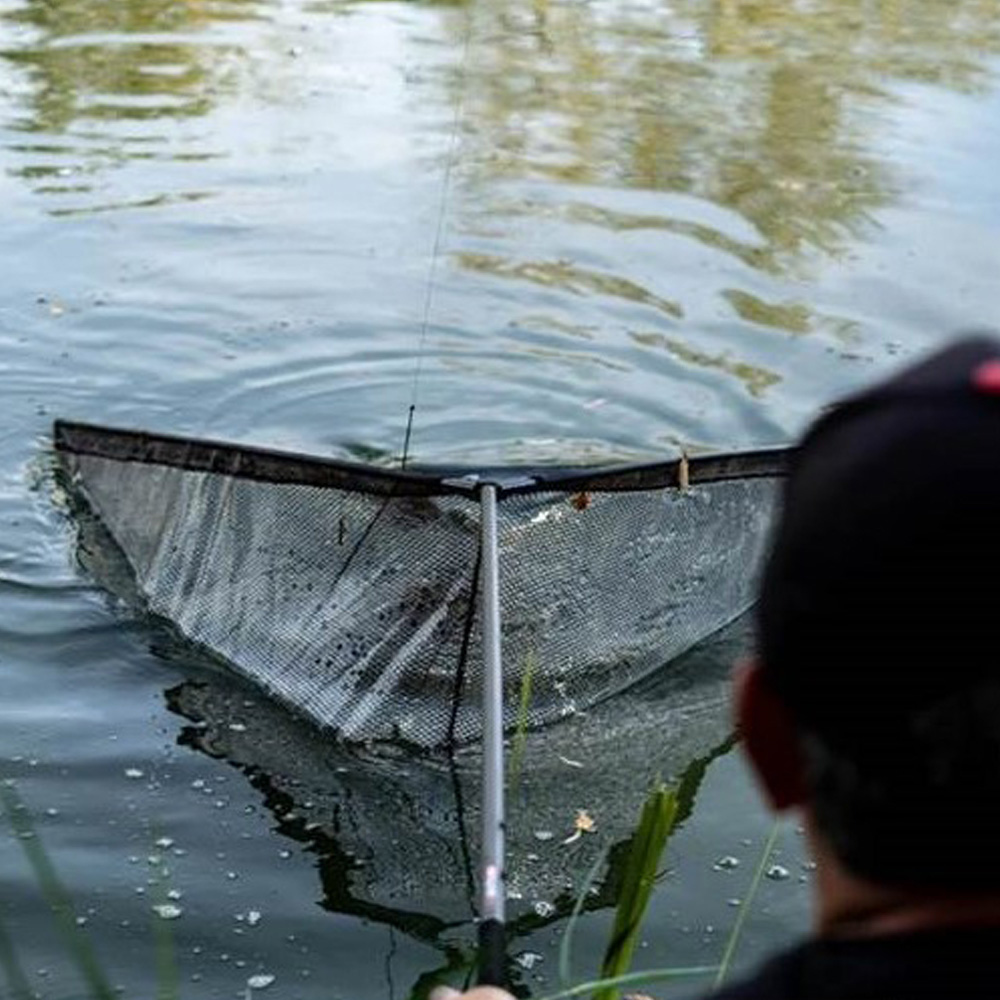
[757,334,1000,748]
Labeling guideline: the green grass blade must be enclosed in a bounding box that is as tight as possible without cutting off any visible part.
[148,850,179,1000]
[534,963,718,1000]
[594,782,679,1000]
[507,650,536,789]
[0,904,34,1000]
[0,781,117,1000]
[558,843,610,986]
[714,820,781,987]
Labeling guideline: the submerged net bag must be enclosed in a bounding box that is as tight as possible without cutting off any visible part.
[163,642,740,934]
[54,420,787,749]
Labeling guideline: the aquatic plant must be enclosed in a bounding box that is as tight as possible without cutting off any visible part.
[545,780,782,1000]
[507,649,537,789]
[592,781,680,1000]
[0,781,185,1000]
[713,821,781,988]
[0,780,117,1000]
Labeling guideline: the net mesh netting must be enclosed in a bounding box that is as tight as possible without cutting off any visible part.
[55,421,785,748]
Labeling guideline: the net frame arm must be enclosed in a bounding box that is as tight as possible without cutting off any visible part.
[477,483,506,987]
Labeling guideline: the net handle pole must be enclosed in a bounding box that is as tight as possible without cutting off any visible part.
[477,484,506,987]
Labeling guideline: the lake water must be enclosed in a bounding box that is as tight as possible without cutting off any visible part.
[3,1,1000,998]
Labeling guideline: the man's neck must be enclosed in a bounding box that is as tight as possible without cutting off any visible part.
[806,815,1000,938]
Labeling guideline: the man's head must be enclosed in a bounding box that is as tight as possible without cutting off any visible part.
[743,334,1000,890]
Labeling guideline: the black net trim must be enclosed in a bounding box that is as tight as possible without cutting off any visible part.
[54,419,792,499]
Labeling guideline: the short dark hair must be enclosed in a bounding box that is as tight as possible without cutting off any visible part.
[757,335,1000,888]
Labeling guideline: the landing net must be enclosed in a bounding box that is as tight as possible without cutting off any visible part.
[54,420,787,749]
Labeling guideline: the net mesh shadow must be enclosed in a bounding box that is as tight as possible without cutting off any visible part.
[55,420,786,748]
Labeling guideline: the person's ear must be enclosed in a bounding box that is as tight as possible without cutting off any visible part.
[733,658,807,811]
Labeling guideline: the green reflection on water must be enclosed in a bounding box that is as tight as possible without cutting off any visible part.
[630,331,780,397]
[0,0,263,209]
[448,0,1000,265]
[457,251,685,318]
[2,0,261,133]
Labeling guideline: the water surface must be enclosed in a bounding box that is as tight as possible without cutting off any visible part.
[3,0,1000,997]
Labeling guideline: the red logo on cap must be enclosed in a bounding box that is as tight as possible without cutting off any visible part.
[972,360,1000,395]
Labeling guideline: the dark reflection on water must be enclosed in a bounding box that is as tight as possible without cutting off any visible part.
[161,630,739,996]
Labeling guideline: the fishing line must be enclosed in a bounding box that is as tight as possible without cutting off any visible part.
[400,9,473,469]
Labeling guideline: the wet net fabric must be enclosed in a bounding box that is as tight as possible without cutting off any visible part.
[56,422,782,748]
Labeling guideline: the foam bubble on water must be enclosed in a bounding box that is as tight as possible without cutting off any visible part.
[152,904,183,920]
[765,864,790,881]
[124,768,144,779]
[713,855,740,871]
[247,973,275,990]
[515,952,543,971]
[533,901,555,918]
[155,837,174,849]
[247,911,262,927]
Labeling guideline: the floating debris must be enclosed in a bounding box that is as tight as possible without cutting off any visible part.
[563,809,596,845]
[152,904,183,920]
[766,864,791,881]
[533,900,555,918]
[557,755,584,769]
[514,951,543,971]
[713,855,740,871]
[533,830,554,842]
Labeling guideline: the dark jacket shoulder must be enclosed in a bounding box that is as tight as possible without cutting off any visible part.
[698,927,1000,1000]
